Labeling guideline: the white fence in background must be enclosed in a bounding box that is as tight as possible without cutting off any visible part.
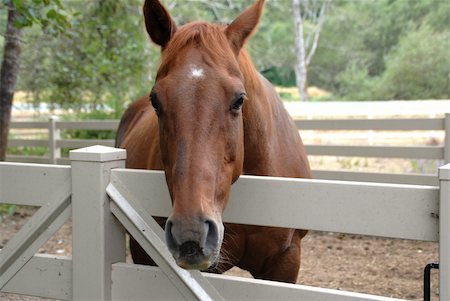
[7,113,450,186]
[0,146,449,300]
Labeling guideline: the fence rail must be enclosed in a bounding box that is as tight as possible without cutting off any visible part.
[6,113,450,185]
[294,117,446,131]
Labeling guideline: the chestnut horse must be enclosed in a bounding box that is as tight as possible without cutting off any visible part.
[116,0,311,283]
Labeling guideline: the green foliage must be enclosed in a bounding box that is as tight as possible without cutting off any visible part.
[12,0,450,106]
[7,132,48,156]
[375,25,450,100]
[335,64,377,101]
[308,1,375,92]
[311,0,449,100]
[60,111,117,157]
[262,67,296,87]
[62,110,117,141]
[18,0,152,116]
[4,0,70,32]
[7,145,48,156]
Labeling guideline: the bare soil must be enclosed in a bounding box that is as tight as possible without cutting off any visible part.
[0,208,439,300]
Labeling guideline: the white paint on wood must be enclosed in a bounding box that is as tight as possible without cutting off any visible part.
[7,139,48,147]
[69,145,126,162]
[49,116,61,164]
[294,117,445,131]
[71,147,126,300]
[444,113,450,163]
[5,155,51,164]
[56,120,118,130]
[111,263,404,301]
[312,169,438,186]
[109,169,439,242]
[439,164,450,301]
[305,144,444,159]
[57,139,115,149]
[1,255,72,301]
[0,201,71,290]
[0,162,71,206]
[10,121,48,129]
[2,255,404,301]
[1,151,448,301]
[108,183,221,301]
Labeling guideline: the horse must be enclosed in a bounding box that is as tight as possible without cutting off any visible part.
[116,0,311,283]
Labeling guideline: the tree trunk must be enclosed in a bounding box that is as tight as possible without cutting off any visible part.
[0,3,22,160]
[293,0,308,102]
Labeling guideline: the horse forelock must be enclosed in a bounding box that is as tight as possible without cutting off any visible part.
[157,22,240,78]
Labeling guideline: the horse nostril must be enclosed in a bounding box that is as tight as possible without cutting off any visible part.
[205,219,219,248]
[164,219,178,252]
[179,241,203,258]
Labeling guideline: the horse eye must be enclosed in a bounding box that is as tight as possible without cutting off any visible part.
[230,93,246,113]
[150,93,162,116]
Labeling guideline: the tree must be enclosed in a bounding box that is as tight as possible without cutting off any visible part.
[292,0,331,101]
[0,1,21,160]
[18,0,152,117]
[309,0,449,100]
[0,0,69,160]
[375,25,450,100]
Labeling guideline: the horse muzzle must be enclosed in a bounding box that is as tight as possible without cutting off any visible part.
[165,215,223,270]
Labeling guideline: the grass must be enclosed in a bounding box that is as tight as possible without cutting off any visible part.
[276,86,332,102]
[0,204,17,221]
[7,146,49,156]
[0,204,16,215]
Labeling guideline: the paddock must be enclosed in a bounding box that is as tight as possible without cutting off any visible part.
[6,112,450,187]
[0,145,449,300]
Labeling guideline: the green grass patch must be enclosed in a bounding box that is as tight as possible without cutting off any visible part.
[7,146,49,156]
[0,204,17,216]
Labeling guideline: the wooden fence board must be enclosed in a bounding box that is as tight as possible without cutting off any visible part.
[0,163,71,206]
[110,169,440,241]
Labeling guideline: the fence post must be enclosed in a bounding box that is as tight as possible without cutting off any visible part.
[439,163,450,301]
[444,113,450,164]
[70,145,127,300]
[49,116,61,164]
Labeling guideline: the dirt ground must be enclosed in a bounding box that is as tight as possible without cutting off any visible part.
[0,208,439,301]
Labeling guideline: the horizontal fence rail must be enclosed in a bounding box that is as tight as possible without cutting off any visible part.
[294,118,445,131]
[311,169,438,186]
[6,113,450,185]
[56,120,119,130]
[3,255,404,301]
[305,145,444,159]
[109,169,440,241]
[0,162,71,206]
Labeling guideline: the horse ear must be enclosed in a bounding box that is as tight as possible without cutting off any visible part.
[225,0,265,54]
[143,0,177,48]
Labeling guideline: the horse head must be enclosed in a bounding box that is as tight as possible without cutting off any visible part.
[143,0,265,269]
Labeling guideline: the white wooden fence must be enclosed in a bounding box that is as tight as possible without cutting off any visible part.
[7,113,450,186]
[0,145,449,300]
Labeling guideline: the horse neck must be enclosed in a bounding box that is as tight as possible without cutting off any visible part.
[238,50,286,174]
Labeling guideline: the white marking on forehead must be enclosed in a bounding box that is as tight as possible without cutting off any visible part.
[189,64,204,79]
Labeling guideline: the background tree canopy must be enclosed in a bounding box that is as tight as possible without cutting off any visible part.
[2,0,448,115]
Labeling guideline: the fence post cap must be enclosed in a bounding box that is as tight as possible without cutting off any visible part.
[70,145,126,162]
[439,164,450,180]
